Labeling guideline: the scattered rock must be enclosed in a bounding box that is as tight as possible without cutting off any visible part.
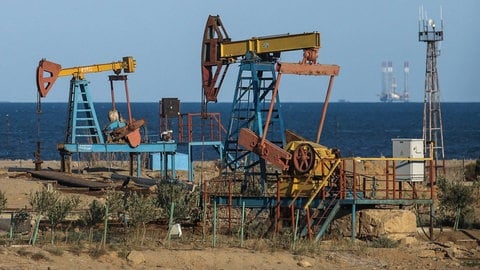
[297,259,312,268]
[331,209,417,239]
[444,241,454,247]
[98,251,118,263]
[455,239,477,250]
[418,249,436,258]
[149,185,158,193]
[127,250,145,265]
[360,209,417,239]
[451,262,461,267]
[400,236,417,245]
[445,247,459,259]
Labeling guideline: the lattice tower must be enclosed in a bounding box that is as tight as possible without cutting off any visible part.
[419,8,445,175]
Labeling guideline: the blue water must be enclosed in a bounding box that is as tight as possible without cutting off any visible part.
[0,102,478,160]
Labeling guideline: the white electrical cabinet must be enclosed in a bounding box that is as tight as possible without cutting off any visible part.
[392,138,424,182]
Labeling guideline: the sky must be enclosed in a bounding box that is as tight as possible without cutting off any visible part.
[1,0,479,103]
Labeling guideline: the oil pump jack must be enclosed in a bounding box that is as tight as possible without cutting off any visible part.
[201,16,435,242]
[201,15,340,195]
[36,57,176,175]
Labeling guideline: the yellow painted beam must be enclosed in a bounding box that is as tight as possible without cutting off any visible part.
[58,56,136,79]
[220,32,320,58]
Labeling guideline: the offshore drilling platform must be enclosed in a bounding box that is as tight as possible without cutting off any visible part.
[379,61,410,102]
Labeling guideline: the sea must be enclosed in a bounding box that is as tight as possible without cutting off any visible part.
[0,102,478,161]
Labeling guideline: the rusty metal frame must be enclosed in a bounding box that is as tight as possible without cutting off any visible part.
[201,15,230,108]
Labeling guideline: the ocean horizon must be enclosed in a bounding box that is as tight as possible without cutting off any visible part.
[0,102,478,161]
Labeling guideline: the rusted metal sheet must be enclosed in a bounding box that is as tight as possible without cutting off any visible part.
[285,129,309,143]
[276,62,340,76]
[238,128,292,171]
[201,15,230,103]
[29,170,111,190]
[110,119,145,147]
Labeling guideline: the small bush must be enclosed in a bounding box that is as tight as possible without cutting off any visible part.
[462,260,480,267]
[68,242,85,256]
[156,181,199,222]
[250,238,269,252]
[293,239,319,255]
[105,190,125,217]
[0,190,7,214]
[465,159,480,181]
[272,228,293,251]
[370,236,399,248]
[244,220,269,239]
[437,177,475,229]
[127,192,158,228]
[82,199,105,228]
[13,210,30,226]
[88,246,107,259]
[17,248,32,257]
[45,246,64,256]
[29,189,81,244]
[116,246,130,259]
[31,251,50,261]
[82,199,106,242]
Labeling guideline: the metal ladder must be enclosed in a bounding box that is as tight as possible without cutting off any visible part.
[224,60,285,192]
[297,191,341,239]
[64,79,104,144]
[225,60,285,167]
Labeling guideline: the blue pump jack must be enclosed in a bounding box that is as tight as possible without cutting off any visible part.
[223,56,286,194]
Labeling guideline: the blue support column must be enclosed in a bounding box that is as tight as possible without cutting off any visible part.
[136,154,141,178]
[171,152,176,179]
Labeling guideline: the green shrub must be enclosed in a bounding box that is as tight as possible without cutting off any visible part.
[462,260,480,267]
[156,181,199,222]
[17,247,32,257]
[13,209,30,225]
[127,192,158,228]
[437,177,475,229]
[105,190,124,217]
[88,246,107,258]
[126,191,159,245]
[29,189,81,244]
[0,190,7,214]
[82,200,106,227]
[465,158,480,181]
[476,156,480,176]
[81,199,106,242]
[68,242,85,256]
[31,251,50,261]
[45,246,64,256]
[370,236,399,248]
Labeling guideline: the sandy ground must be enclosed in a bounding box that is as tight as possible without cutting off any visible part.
[0,159,479,269]
[0,236,476,270]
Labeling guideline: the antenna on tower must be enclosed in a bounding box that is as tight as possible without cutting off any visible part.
[440,5,444,28]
